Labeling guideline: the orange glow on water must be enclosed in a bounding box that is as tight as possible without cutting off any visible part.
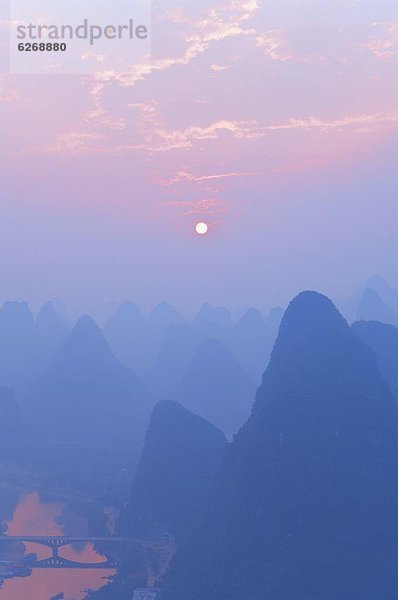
[7,493,64,537]
[2,492,115,600]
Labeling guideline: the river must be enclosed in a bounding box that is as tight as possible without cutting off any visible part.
[1,491,115,600]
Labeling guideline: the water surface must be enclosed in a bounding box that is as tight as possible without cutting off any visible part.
[1,492,115,600]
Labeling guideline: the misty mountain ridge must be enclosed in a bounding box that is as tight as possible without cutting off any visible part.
[353,319,398,400]
[148,300,184,330]
[357,287,398,326]
[177,338,256,435]
[23,315,152,491]
[103,301,148,373]
[146,301,282,404]
[366,275,398,313]
[104,300,185,376]
[0,300,70,395]
[0,301,35,389]
[230,306,283,383]
[164,291,398,600]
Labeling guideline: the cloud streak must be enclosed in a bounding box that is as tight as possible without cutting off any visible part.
[367,21,398,60]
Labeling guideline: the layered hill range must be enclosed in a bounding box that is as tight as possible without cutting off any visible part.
[353,320,398,401]
[25,316,149,448]
[343,275,398,325]
[164,291,398,600]
[23,316,151,492]
[0,298,283,439]
[0,296,283,495]
[0,300,68,393]
[2,277,398,503]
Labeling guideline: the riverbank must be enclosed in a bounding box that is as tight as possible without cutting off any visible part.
[0,460,98,506]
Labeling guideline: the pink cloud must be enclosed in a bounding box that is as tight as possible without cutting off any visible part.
[210,64,229,71]
[367,21,398,60]
[162,170,260,186]
[266,110,398,133]
[255,30,294,61]
[165,198,227,216]
[91,0,259,88]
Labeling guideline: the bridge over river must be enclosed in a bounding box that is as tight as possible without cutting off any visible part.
[0,536,174,570]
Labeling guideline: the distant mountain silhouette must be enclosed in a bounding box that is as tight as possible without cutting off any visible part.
[164,291,398,600]
[33,301,69,376]
[229,308,268,383]
[148,301,184,332]
[178,338,256,434]
[353,320,398,400]
[229,305,283,384]
[104,301,184,377]
[103,302,149,374]
[265,305,284,335]
[193,303,232,339]
[36,301,69,339]
[119,401,227,539]
[0,301,35,390]
[366,275,398,313]
[147,304,233,400]
[0,300,70,393]
[357,288,398,325]
[25,315,151,487]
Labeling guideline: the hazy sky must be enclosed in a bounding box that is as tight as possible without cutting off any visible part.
[1,0,397,314]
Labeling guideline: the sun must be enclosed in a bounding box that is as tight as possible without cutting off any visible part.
[195,222,208,235]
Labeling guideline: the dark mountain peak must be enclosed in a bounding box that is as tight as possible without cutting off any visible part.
[281,290,343,329]
[164,293,398,600]
[0,301,34,327]
[151,398,182,418]
[263,291,385,400]
[272,291,348,356]
[152,398,187,418]
[120,400,227,538]
[149,400,227,440]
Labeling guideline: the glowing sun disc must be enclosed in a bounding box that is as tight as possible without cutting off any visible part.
[195,222,208,235]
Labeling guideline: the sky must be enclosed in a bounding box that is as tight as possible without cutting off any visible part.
[0,0,398,315]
